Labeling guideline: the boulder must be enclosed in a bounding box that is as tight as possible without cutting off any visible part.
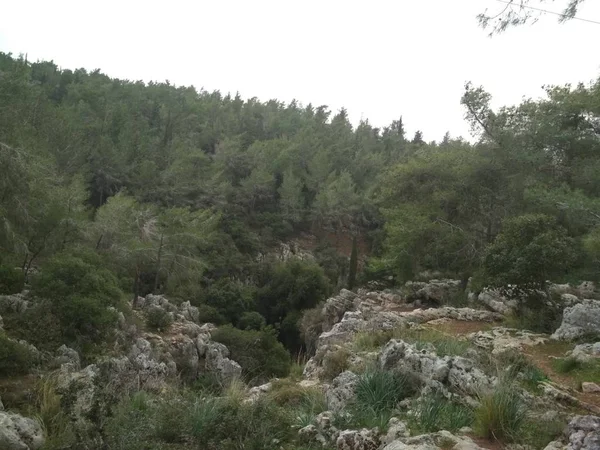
[322,289,359,330]
[0,411,44,450]
[205,342,242,384]
[382,430,484,450]
[179,301,200,323]
[54,345,80,370]
[566,415,600,450]
[569,342,600,363]
[405,279,462,305]
[336,428,380,450]
[326,371,358,411]
[477,289,518,315]
[582,383,600,394]
[552,300,600,341]
[0,293,29,314]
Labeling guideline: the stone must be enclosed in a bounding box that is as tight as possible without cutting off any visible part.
[327,371,359,411]
[582,383,600,394]
[552,300,600,341]
[382,418,410,444]
[205,342,242,384]
[570,343,600,363]
[405,279,462,306]
[180,301,200,323]
[0,293,29,314]
[0,411,45,450]
[468,327,547,355]
[567,415,600,450]
[336,428,380,450]
[54,345,80,370]
[477,289,518,315]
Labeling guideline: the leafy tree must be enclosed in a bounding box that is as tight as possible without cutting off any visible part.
[348,236,358,289]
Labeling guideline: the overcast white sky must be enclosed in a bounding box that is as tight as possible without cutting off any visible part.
[1,0,599,141]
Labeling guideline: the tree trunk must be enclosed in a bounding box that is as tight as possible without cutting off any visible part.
[153,233,164,293]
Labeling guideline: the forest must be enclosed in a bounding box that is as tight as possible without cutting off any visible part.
[1,50,600,360]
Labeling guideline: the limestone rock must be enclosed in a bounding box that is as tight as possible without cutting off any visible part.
[336,428,380,450]
[567,415,600,450]
[0,293,29,314]
[552,300,600,341]
[205,342,242,383]
[327,371,358,411]
[477,289,518,315]
[323,289,359,330]
[405,279,462,306]
[54,345,80,370]
[468,327,547,355]
[570,343,600,363]
[382,418,410,444]
[582,383,600,394]
[0,411,44,450]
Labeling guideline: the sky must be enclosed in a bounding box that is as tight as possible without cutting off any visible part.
[1,0,600,141]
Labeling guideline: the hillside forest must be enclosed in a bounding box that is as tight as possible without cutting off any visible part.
[1,51,600,358]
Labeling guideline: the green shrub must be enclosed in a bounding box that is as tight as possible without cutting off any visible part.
[354,370,414,414]
[321,348,351,381]
[212,325,291,381]
[2,302,63,352]
[0,333,35,376]
[553,356,582,373]
[30,253,122,347]
[474,384,526,442]
[197,304,227,325]
[413,392,474,433]
[203,278,256,324]
[238,311,266,330]
[145,307,173,331]
[0,265,24,294]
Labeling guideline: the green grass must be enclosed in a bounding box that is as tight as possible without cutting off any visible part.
[412,392,474,433]
[474,384,526,443]
[352,327,471,357]
[552,357,600,385]
[354,370,414,413]
[321,348,351,381]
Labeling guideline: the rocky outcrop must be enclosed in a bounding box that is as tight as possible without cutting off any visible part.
[383,430,485,450]
[204,341,242,384]
[322,289,360,330]
[0,293,29,314]
[326,371,359,411]
[379,339,494,396]
[552,300,600,341]
[53,345,80,370]
[0,411,44,450]
[468,327,547,355]
[569,342,600,362]
[336,428,380,450]
[546,415,600,450]
[404,279,462,306]
[476,289,518,315]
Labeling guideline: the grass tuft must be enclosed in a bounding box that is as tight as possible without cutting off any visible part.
[474,384,526,442]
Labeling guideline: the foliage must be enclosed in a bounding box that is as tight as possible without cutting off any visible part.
[0,332,35,376]
[211,325,291,381]
[0,265,25,294]
[474,384,526,442]
[196,304,227,325]
[238,311,266,331]
[145,307,173,331]
[354,370,414,414]
[348,236,358,289]
[321,348,351,381]
[413,392,474,433]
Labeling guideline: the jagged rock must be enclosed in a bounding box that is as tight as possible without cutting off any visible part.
[569,343,600,363]
[144,294,179,313]
[180,301,200,323]
[383,430,484,450]
[128,338,174,383]
[247,381,273,403]
[319,311,367,346]
[577,282,597,299]
[0,293,29,314]
[336,428,380,450]
[476,289,518,315]
[379,340,493,396]
[298,424,329,447]
[562,294,581,307]
[327,371,358,411]
[468,327,547,355]
[168,334,199,377]
[323,289,359,330]
[405,279,462,305]
[552,300,600,341]
[298,410,340,445]
[54,345,80,370]
[382,418,410,444]
[56,363,100,438]
[0,411,44,450]
[399,307,502,324]
[567,415,600,450]
[205,342,242,383]
[582,383,600,394]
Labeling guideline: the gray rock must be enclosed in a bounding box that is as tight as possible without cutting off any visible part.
[0,411,44,450]
[405,279,462,305]
[336,428,380,450]
[322,289,359,330]
[54,345,80,370]
[382,418,410,444]
[326,371,358,411]
[582,383,600,394]
[477,289,518,315]
[0,293,29,314]
[180,301,200,323]
[552,300,600,341]
[205,342,242,384]
[570,343,600,363]
[567,415,600,450]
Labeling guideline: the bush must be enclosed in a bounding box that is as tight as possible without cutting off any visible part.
[30,253,123,347]
[413,392,474,433]
[238,311,266,331]
[145,307,173,331]
[299,304,327,354]
[354,370,415,414]
[197,304,227,325]
[202,278,256,325]
[474,384,526,442]
[0,333,35,376]
[321,348,351,381]
[2,302,63,352]
[211,325,291,381]
[0,265,25,294]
